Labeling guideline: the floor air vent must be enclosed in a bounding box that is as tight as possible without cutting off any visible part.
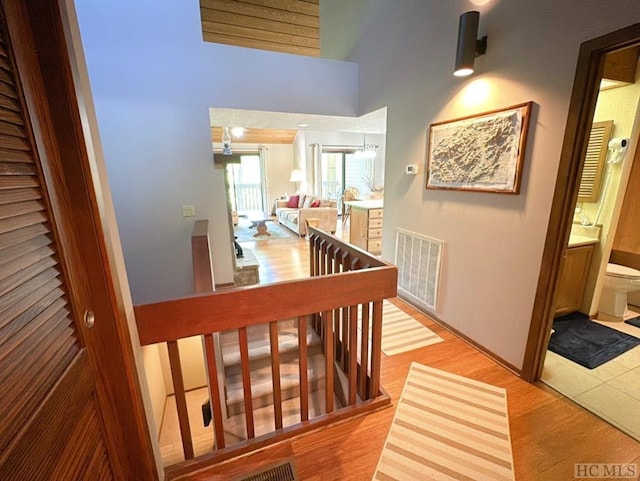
[236,460,299,481]
[395,228,443,311]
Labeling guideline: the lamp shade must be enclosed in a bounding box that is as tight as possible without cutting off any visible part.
[454,11,480,77]
[289,169,303,183]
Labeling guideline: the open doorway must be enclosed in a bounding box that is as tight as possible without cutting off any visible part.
[523,25,640,441]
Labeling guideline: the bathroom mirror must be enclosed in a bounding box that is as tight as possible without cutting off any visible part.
[578,120,613,202]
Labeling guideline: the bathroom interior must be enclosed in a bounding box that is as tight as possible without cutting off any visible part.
[542,44,640,441]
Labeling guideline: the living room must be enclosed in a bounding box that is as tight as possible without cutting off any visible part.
[211,107,387,244]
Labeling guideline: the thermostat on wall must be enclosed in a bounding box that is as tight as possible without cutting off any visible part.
[405,164,418,175]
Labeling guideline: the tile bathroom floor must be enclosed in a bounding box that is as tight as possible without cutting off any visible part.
[542,311,640,441]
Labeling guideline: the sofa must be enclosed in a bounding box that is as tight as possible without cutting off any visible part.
[274,194,338,236]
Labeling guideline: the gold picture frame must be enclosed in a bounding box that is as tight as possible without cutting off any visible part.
[426,101,532,194]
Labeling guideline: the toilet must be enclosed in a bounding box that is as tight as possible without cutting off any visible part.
[598,263,640,321]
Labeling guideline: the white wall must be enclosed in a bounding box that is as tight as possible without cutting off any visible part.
[327,0,640,369]
[74,0,359,304]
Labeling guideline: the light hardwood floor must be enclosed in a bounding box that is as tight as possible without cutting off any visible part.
[171,222,640,481]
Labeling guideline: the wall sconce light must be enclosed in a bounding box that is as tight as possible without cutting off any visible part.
[454,11,487,77]
[222,126,232,155]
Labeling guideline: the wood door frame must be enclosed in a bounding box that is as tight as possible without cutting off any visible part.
[3,0,158,477]
[522,22,640,382]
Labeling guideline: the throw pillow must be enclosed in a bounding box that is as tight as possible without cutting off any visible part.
[287,195,299,208]
[303,195,316,208]
[298,194,307,208]
[310,199,320,208]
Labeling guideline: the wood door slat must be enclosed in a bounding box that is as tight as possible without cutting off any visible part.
[0,333,78,453]
[0,93,19,113]
[0,223,49,251]
[0,161,35,175]
[0,295,67,363]
[0,308,73,389]
[0,78,16,99]
[0,350,90,481]
[0,199,44,219]
[0,119,24,138]
[0,281,62,333]
[0,107,22,125]
[0,175,37,189]
[0,187,40,204]
[0,254,56,296]
[0,210,47,235]
[0,244,54,283]
[0,233,52,266]
[0,147,30,164]
[0,266,60,314]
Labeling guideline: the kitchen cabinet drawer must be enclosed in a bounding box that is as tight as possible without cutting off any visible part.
[369,208,383,219]
[368,218,383,228]
[368,239,382,252]
[368,228,382,239]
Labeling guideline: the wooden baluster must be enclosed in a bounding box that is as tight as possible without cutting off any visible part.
[269,321,283,430]
[326,243,334,275]
[370,300,383,398]
[309,235,317,277]
[238,327,255,439]
[324,310,334,413]
[359,302,370,400]
[341,305,349,371]
[348,304,358,405]
[203,334,225,450]
[298,315,309,422]
[167,340,194,459]
[320,239,327,275]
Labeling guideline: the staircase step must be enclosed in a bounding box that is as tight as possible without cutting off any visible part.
[225,352,326,416]
[222,386,343,441]
[220,318,321,368]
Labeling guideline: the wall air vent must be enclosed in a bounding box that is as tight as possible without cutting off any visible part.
[395,229,444,312]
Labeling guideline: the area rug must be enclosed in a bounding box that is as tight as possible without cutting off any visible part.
[624,316,640,329]
[373,362,515,481]
[234,218,294,242]
[549,312,640,369]
[378,301,443,356]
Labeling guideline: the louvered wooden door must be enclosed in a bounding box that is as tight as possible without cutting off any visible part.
[0,1,156,479]
[0,7,116,481]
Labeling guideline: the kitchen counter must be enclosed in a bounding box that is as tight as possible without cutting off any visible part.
[568,234,600,248]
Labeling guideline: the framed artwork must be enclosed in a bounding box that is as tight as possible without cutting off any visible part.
[426,101,532,194]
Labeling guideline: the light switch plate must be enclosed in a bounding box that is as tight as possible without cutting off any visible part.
[182,204,195,217]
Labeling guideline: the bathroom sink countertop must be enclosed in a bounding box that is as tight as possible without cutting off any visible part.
[568,234,600,247]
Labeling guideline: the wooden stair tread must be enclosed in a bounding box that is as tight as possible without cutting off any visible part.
[225,353,325,405]
[220,318,320,367]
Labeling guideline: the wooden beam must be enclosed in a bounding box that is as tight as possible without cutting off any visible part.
[211,127,298,145]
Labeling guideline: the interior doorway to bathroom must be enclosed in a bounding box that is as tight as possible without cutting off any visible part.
[523,25,640,441]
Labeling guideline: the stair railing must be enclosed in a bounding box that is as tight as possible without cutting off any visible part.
[133,221,397,478]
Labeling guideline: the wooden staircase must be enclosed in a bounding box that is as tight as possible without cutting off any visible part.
[220,319,329,419]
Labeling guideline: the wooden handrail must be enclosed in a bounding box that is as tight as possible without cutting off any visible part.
[135,267,396,346]
[139,222,396,474]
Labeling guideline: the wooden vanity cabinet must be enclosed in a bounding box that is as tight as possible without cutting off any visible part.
[554,245,595,316]
[349,201,383,255]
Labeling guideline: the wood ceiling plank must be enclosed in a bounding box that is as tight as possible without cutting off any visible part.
[200,9,318,39]
[201,0,318,28]
[211,127,298,145]
[203,32,318,56]
[240,0,318,17]
[200,0,319,57]
[203,21,319,48]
